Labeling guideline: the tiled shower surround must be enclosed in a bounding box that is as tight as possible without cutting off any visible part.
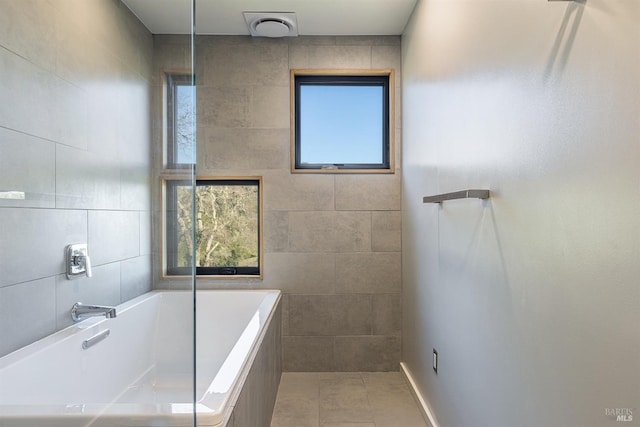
[0,1,153,357]
[153,35,403,371]
[0,0,403,371]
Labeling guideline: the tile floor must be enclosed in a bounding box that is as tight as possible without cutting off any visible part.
[270,372,428,427]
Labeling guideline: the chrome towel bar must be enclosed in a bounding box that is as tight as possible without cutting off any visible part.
[423,189,490,204]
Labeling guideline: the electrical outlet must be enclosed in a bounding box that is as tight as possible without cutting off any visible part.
[433,349,438,374]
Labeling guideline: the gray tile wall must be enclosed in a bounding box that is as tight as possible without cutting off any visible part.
[154,35,402,371]
[0,0,153,357]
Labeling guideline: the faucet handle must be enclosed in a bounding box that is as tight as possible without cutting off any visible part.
[83,254,92,278]
[66,244,92,280]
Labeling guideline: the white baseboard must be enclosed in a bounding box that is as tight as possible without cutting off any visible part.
[400,362,440,427]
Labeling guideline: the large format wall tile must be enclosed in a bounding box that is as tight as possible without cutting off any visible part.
[0,47,59,143]
[116,3,154,78]
[372,211,402,252]
[250,86,290,129]
[334,336,401,371]
[263,171,335,212]
[197,86,252,128]
[0,0,57,71]
[372,294,402,336]
[0,128,55,208]
[283,336,335,372]
[288,294,372,336]
[120,255,152,301]
[336,252,402,294]
[56,145,121,210]
[154,35,402,373]
[289,44,372,69]
[202,128,289,170]
[0,277,56,357]
[335,36,401,46]
[200,42,289,87]
[118,83,151,212]
[335,211,372,252]
[54,79,90,149]
[54,15,105,88]
[289,36,338,46]
[154,39,192,71]
[288,212,336,252]
[85,83,121,158]
[139,212,152,256]
[88,210,140,265]
[372,45,402,86]
[0,0,152,357]
[0,44,89,150]
[0,208,87,287]
[263,253,335,294]
[279,210,373,254]
[120,161,151,212]
[264,211,289,252]
[335,174,402,211]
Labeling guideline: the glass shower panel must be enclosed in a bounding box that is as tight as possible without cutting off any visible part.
[0,0,197,426]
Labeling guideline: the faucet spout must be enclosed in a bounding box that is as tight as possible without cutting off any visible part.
[71,302,117,322]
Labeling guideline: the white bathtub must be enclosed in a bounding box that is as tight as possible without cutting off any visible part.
[0,290,281,427]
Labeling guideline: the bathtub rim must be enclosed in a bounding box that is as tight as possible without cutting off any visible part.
[0,290,156,371]
[206,289,281,427]
[0,289,282,427]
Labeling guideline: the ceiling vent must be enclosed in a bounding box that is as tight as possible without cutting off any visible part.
[243,12,298,38]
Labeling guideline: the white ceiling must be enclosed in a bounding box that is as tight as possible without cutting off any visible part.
[122,0,418,35]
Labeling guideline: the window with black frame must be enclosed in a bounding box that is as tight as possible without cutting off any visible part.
[291,70,394,172]
[165,179,262,277]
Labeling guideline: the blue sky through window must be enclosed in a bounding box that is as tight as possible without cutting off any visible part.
[299,85,383,165]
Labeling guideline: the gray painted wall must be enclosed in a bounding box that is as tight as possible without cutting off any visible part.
[153,35,403,371]
[0,0,153,357]
[401,0,640,426]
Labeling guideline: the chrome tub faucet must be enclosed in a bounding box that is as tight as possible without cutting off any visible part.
[71,303,117,322]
